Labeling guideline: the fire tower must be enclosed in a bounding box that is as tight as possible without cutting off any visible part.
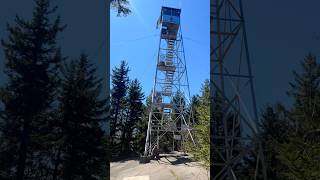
[211,0,267,179]
[143,6,195,160]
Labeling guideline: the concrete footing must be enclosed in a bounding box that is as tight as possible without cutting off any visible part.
[139,156,150,163]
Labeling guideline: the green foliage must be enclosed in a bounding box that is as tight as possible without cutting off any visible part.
[110,62,146,158]
[288,53,320,134]
[56,54,108,179]
[0,0,64,179]
[110,0,131,16]
[247,104,291,180]
[277,136,320,180]
[0,1,110,179]
[110,61,129,155]
[272,54,320,179]
[121,79,144,153]
[133,93,150,155]
[188,80,210,168]
[252,54,320,179]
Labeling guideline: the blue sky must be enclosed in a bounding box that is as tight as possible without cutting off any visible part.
[243,0,320,110]
[0,0,108,93]
[110,0,210,99]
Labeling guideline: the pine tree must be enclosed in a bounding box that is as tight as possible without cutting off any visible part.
[122,79,144,154]
[110,61,129,156]
[56,54,108,179]
[0,0,64,179]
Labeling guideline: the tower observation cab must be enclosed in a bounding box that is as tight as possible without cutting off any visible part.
[159,7,181,40]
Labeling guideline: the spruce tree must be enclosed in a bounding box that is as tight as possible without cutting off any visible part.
[0,0,64,179]
[56,54,108,179]
[110,61,129,156]
[122,79,144,154]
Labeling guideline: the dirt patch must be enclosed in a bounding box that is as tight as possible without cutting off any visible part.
[110,152,210,180]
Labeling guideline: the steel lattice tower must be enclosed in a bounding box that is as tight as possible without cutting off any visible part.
[211,0,267,179]
[143,6,195,159]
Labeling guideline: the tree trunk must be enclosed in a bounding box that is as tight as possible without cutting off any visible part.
[111,100,120,146]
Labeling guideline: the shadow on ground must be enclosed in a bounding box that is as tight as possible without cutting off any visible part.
[112,151,198,166]
[157,153,197,166]
[111,151,140,163]
[110,151,209,180]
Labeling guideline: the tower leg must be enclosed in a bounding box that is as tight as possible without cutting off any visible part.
[211,0,267,179]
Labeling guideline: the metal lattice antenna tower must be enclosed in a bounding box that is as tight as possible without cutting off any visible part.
[211,0,267,179]
[144,6,195,159]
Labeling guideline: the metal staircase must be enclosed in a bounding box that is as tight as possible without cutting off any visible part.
[142,7,195,161]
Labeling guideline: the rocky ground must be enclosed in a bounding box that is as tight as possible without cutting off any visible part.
[110,151,209,180]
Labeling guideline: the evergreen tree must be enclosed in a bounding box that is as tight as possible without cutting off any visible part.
[260,104,290,179]
[0,0,64,179]
[133,92,151,155]
[121,79,144,154]
[110,61,129,156]
[242,104,290,179]
[190,95,200,124]
[288,53,320,134]
[56,54,108,179]
[133,109,147,155]
[276,54,320,179]
[188,80,210,167]
[277,136,320,180]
